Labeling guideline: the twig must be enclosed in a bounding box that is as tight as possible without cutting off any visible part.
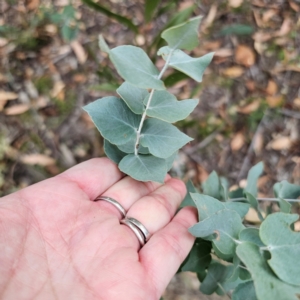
[236,111,267,183]
[279,108,300,120]
[230,197,300,203]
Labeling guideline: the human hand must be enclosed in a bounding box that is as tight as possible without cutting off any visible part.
[0,158,197,300]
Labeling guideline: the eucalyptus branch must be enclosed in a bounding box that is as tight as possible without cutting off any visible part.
[134,49,174,155]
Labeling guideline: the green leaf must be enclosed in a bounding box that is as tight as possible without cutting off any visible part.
[158,46,214,82]
[82,0,138,33]
[119,154,167,183]
[200,261,242,295]
[180,180,197,208]
[219,24,254,36]
[236,242,300,300]
[244,162,264,197]
[109,45,165,90]
[189,209,244,258]
[239,228,265,247]
[116,138,149,154]
[273,180,300,199]
[144,90,198,123]
[278,197,292,213]
[179,239,211,273]
[220,177,229,201]
[83,96,141,145]
[117,82,148,114]
[140,118,192,158]
[245,192,264,221]
[232,281,257,300]
[99,34,110,54]
[61,25,78,42]
[104,139,126,164]
[145,0,160,23]
[191,193,249,220]
[259,213,300,286]
[161,16,201,51]
[202,171,220,199]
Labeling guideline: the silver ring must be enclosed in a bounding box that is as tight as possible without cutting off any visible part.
[121,218,145,247]
[126,217,151,242]
[94,196,126,218]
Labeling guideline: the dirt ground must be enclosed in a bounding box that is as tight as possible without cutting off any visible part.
[1,0,300,298]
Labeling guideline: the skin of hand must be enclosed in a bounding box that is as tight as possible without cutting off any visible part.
[0,158,197,300]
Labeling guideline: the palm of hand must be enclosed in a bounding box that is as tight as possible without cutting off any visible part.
[0,159,196,300]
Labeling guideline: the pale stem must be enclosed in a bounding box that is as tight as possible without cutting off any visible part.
[134,50,174,155]
[230,197,300,203]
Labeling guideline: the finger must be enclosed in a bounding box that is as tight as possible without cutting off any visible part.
[139,207,197,297]
[98,174,171,212]
[124,178,186,234]
[58,158,123,201]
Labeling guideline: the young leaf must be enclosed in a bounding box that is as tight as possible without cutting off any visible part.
[232,281,257,300]
[202,171,220,199]
[237,242,300,300]
[224,202,250,219]
[104,139,127,164]
[117,82,148,114]
[178,239,211,273]
[158,46,214,82]
[278,197,291,213]
[245,192,264,221]
[273,180,300,199]
[239,227,265,247]
[144,90,198,123]
[259,213,300,286]
[109,45,165,90]
[140,118,192,158]
[161,16,202,51]
[99,34,110,54]
[189,209,245,258]
[244,162,264,197]
[118,154,167,183]
[83,97,141,145]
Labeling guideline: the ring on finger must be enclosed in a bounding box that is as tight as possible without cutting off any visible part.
[126,217,152,242]
[120,218,145,247]
[94,196,126,218]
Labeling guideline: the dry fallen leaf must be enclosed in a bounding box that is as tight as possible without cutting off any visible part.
[253,132,264,155]
[266,95,284,108]
[293,98,300,108]
[237,100,260,114]
[222,66,244,78]
[26,0,39,10]
[51,81,65,98]
[295,221,300,231]
[0,37,8,47]
[70,40,87,64]
[264,80,278,95]
[214,48,233,58]
[288,0,300,12]
[229,0,243,8]
[235,45,255,67]
[202,4,218,30]
[20,154,56,166]
[231,132,245,151]
[4,104,30,115]
[268,136,292,150]
[0,91,18,101]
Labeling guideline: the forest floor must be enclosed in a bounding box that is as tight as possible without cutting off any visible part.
[1,0,300,298]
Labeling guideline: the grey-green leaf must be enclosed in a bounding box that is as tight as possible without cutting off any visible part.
[99,34,110,53]
[109,45,165,90]
[144,90,198,123]
[158,46,214,82]
[117,82,148,114]
[239,227,265,247]
[180,180,197,208]
[232,281,257,300]
[116,138,149,154]
[279,197,292,213]
[118,154,167,183]
[202,171,220,199]
[165,151,177,171]
[83,97,141,145]
[244,162,264,197]
[161,16,202,51]
[179,240,211,273]
[140,118,192,158]
[237,242,300,300]
[259,212,300,286]
[273,180,300,199]
[104,139,127,164]
[245,192,264,221]
[189,209,244,258]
